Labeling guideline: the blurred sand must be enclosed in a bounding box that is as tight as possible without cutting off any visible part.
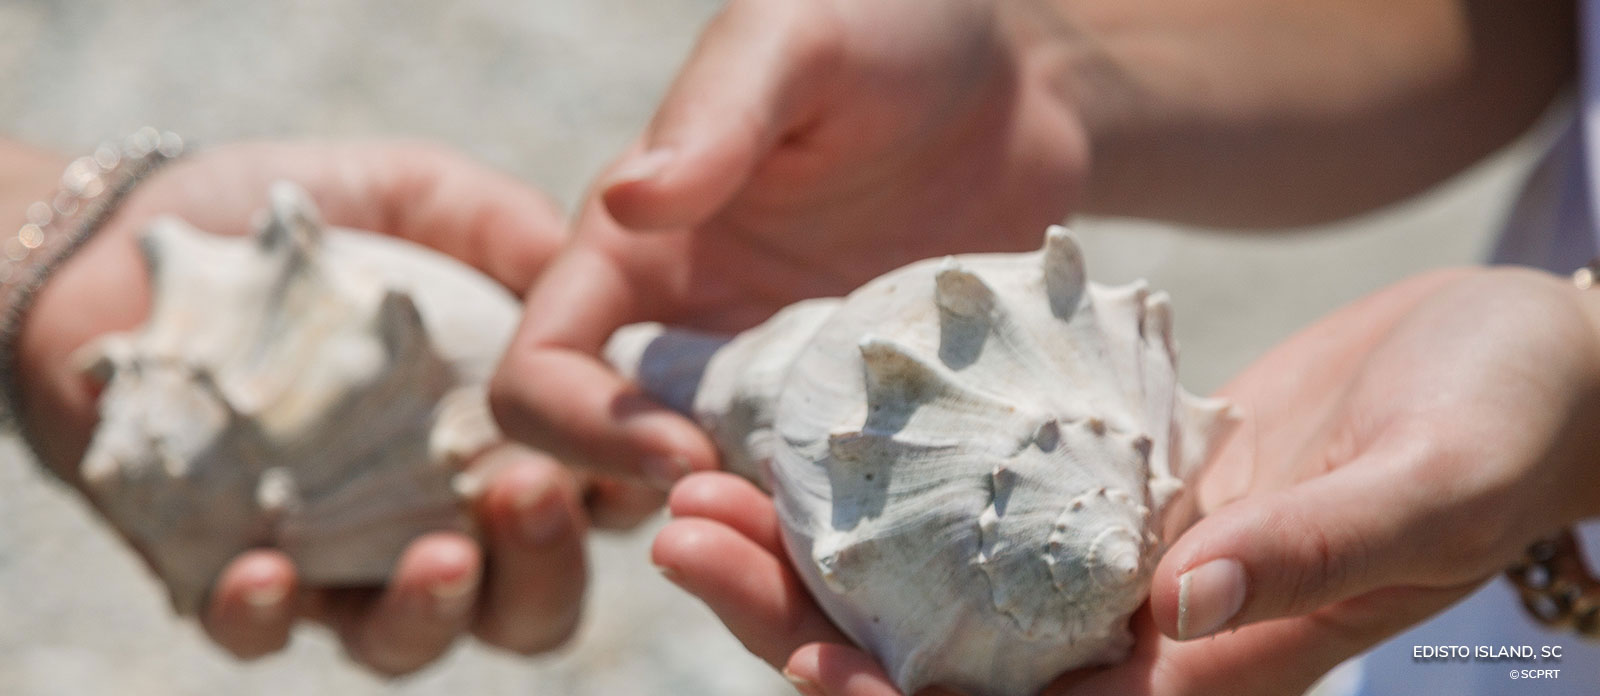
[0,1,1554,694]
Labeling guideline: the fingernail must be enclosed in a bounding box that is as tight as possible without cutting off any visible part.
[428,547,479,619]
[782,669,824,696]
[237,557,289,621]
[1176,557,1247,640]
[607,148,674,185]
[514,481,570,546]
[641,454,690,492]
[243,581,289,621]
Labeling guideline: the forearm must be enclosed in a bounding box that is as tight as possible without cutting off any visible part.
[1027,0,1576,227]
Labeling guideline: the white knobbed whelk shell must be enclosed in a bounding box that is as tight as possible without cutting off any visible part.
[606,227,1234,696]
[74,182,521,613]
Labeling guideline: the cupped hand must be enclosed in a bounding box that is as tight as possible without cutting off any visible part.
[490,0,1090,488]
[653,267,1600,695]
[14,141,593,675]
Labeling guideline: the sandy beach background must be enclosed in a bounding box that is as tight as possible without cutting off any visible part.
[0,1,1557,694]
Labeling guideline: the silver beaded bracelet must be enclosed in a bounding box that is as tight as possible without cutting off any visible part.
[0,128,186,440]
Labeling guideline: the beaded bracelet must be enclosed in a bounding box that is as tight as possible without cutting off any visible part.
[1504,257,1600,637]
[1508,529,1600,635]
[0,128,185,439]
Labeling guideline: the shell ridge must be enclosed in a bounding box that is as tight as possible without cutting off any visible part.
[857,335,1037,438]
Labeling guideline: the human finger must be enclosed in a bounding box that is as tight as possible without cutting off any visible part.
[652,517,848,666]
[338,533,482,676]
[1150,446,1508,641]
[600,0,837,230]
[585,475,668,530]
[782,642,917,696]
[667,471,785,554]
[490,237,718,485]
[1056,585,1469,696]
[201,549,298,659]
[468,447,588,654]
[359,142,568,295]
[126,141,568,297]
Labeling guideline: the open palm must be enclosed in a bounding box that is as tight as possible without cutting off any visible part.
[652,267,1600,695]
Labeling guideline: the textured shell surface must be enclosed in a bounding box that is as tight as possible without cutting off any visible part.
[607,227,1233,696]
[76,182,520,613]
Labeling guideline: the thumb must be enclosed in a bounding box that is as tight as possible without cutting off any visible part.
[601,0,838,230]
[1149,453,1497,641]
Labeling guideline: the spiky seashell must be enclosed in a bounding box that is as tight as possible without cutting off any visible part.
[74,183,521,614]
[606,227,1234,696]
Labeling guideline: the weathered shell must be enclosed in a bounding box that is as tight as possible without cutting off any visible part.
[74,183,521,614]
[607,227,1234,696]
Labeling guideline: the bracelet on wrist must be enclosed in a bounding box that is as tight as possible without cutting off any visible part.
[1509,530,1600,635]
[1505,257,1600,637]
[0,128,186,463]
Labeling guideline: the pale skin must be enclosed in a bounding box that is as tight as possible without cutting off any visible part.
[3,139,660,675]
[659,267,1600,695]
[4,0,1580,686]
[493,0,1575,487]
[486,0,1589,693]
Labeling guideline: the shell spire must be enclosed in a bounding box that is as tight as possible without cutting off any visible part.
[859,336,948,414]
[606,227,1235,696]
[258,181,324,259]
[375,288,429,359]
[934,257,996,319]
[1042,225,1086,317]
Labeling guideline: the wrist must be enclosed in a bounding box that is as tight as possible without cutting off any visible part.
[1506,263,1600,636]
[1562,265,1600,519]
[0,143,71,475]
[15,217,149,479]
[4,133,186,480]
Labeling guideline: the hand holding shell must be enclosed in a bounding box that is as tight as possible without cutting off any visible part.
[607,227,1234,696]
[72,183,521,613]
